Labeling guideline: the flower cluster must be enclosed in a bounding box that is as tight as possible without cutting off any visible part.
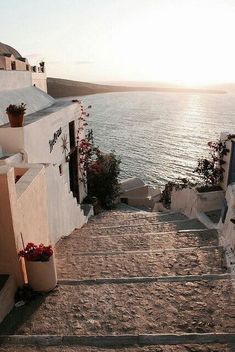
[78,130,101,185]
[19,243,53,262]
[6,103,26,116]
[88,160,102,175]
[79,139,92,154]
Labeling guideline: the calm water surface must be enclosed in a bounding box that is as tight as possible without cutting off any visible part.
[78,91,235,187]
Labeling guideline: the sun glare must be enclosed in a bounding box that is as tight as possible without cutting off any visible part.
[104,1,234,85]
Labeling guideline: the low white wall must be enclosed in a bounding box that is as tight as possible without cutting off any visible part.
[171,187,225,218]
[171,188,196,217]
[0,71,32,91]
[196,190,225,212]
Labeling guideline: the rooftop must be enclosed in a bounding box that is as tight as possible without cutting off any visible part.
[0,86,55,126]
[0,42,21,58]
[0,99,76,128]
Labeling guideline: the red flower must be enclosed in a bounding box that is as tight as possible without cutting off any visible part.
[18,243,53,262]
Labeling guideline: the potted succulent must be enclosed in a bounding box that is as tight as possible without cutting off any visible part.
[6,103,26,127]
[19,242,57,292]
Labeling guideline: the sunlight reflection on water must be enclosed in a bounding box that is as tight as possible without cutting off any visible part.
[78,91,235,187]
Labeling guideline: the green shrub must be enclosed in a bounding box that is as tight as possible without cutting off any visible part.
[87,152,121,209]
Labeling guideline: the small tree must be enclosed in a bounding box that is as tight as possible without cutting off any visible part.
[79,129,121,209]
[87,152,121,209]
[194,139,228,188]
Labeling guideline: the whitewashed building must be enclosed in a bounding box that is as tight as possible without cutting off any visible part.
[0,42,89,321]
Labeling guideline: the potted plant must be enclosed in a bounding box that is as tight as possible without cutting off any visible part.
[6,103,26,127]
[19,242,57,292]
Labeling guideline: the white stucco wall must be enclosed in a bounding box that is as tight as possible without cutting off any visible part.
[0,165,51,285]
[15,166,51,248]
[220,132,235,190]
[0,71,32,91]
[0,127,24,154]
[0,101,87,245]
[32,72,47,93]
[0,101,86,200]
[23,103,78,164]
[0,166,21,284]
[45,165,87,244]
[220,184,235,249]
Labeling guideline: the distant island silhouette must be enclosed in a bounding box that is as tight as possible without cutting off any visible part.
[47,77,227,98]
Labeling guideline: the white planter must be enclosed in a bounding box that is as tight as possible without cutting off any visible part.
[25,256,57,292]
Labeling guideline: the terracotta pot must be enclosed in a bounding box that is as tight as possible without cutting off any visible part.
[7,113,24,127]
[25,256,57,292]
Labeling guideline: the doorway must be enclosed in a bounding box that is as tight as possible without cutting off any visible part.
[68,121,79,202]
[228,141,235,185]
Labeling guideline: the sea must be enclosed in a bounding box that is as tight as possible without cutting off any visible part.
[77,91,235,188]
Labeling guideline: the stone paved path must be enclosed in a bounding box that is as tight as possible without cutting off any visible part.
[0,208,234,351]
[0,344,233,352]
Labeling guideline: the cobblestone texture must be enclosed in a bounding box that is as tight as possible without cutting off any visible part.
[56,248,225,279]
[88,212,188,226]
[56,230,218,253]
[2,280,234,336]
[76,219,206,237]
[0,208,234,351]
[0,345,233,352]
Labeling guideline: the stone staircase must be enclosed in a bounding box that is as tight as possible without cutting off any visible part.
[0,207,234,351]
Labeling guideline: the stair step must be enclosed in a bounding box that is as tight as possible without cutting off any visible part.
[58,229,218,253]
[85,218,203,230]
[59,273,231,286]
[88,212,187,225]
[1,207,234,352]
[67,245,223,257]
[77,219,206,237]
[1,279,233,337]
[87,215,188,227]
[56,247,226,279]
[91,210,177,220]
[0,334,234,349]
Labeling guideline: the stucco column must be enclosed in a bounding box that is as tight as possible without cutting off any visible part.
[0,166,23,285]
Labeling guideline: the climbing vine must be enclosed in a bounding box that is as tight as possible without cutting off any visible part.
[76,103,121,209]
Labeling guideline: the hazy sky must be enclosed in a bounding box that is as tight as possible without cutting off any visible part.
[1,0,235,85]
